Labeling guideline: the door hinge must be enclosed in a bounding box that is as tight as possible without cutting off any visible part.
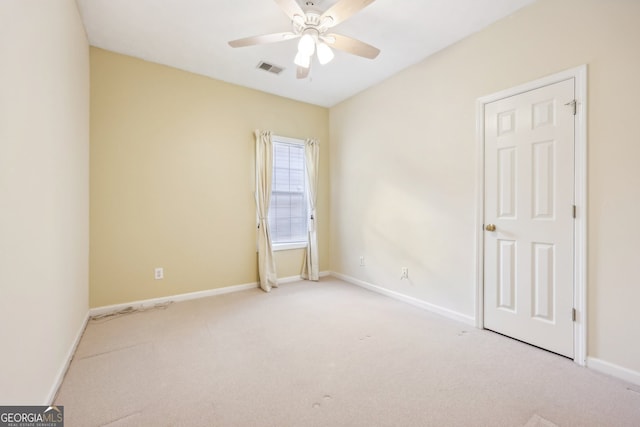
[572,205,577,218]
[572,308,577,322]
[565,99,577,115]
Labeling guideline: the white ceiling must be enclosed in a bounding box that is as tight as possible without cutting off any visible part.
[77,0,536,107]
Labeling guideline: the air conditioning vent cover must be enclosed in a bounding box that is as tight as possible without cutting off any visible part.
[257,61,284,75]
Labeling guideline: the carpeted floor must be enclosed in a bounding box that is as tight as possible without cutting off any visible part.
[55,278,640,426]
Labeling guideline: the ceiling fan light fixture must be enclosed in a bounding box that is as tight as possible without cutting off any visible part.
[227,0,381,80]
[294,51,311,68]
[316,42,334,65]
[297,33,316,56]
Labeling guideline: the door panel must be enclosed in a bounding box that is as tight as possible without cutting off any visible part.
[497,239,516,311]
[484,78,575,358]
[498,147,517,218]
[532,242,554,321]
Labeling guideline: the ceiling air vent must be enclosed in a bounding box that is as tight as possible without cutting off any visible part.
[257,61,284,75]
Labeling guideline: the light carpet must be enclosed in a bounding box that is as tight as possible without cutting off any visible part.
[55,278,640,426]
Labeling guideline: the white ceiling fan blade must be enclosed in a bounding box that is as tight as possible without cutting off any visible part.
[320,0,376,28]
[297,65,310,79]
[228,32,298,48]
[325,33,380,59]
[273,0,305,21]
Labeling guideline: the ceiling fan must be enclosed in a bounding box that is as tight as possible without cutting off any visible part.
[228,0,380,79]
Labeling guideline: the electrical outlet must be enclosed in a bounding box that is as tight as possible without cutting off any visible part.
[154,267,164,280]
[401,267,408,280]
[359,256,365,266]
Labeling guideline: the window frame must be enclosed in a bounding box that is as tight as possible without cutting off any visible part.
[270,135,309,252]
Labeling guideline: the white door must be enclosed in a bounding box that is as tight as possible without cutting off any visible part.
[484,79,575,358]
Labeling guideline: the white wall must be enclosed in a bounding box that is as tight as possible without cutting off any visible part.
[330,0,640,376]
[0,0,89,403]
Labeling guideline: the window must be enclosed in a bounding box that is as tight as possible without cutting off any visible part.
[269,136,308,250]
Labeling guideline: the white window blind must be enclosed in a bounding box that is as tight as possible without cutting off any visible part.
[269,138,308,244]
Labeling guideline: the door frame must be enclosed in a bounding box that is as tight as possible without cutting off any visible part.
[474,65,588,365]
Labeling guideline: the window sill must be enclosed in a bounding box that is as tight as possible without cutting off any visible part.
[273,242,307,251]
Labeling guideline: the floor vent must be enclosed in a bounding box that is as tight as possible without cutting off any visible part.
[257,61,284,75]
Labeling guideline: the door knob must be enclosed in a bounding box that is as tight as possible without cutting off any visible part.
[485,224,496,232]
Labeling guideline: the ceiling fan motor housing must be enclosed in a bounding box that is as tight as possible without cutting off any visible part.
[293,11,333,37]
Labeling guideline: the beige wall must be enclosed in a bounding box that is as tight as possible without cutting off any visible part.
[0,0,89,403]
[90,48,329,307]
[330,0,640,374]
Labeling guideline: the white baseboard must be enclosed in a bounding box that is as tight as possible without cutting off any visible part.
[90,271,333,317]
[278,271,331,284]
[587,357,640,386]
[330,272,475,326]
[46,312,89,404]
[278,275,305,284]
[89,281,259,317]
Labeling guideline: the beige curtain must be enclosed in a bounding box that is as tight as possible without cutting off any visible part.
[255,130,278,292]
[302,138,320,281]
